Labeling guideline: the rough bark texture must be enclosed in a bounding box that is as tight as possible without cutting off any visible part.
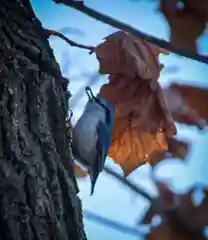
[0,1,87,239]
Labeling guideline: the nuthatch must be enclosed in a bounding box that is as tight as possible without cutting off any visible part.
[72,87,115,195]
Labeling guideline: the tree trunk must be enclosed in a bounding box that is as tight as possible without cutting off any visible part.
[0,1,87,239]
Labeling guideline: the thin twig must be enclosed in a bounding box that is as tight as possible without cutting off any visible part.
[44,29,95,53]
[83,209,145,236]
[53,0,208,65]
[103,165,153,201]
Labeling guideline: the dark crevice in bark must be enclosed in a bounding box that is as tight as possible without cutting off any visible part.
[0,0,86,239]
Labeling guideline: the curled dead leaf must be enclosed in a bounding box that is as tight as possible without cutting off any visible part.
[95,31,184,176]
[95,31,169,90]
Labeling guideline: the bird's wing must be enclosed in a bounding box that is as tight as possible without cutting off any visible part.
[90,121,110,195]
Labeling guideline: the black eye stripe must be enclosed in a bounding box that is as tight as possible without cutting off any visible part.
[94,97,111,122]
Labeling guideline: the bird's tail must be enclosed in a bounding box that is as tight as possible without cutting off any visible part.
[90,171,99,196]
[72,155,97,196]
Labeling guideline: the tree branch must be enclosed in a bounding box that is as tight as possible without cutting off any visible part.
[104,165,153,201]
[44,28,94,53]
[53,0,208,65]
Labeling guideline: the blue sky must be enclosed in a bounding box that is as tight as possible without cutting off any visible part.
[31,0,208,239]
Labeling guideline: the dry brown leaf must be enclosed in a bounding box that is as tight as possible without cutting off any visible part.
[141,182,208,239]
[94,31,184,176]
[108,130,169,176]
[164,86,207,129]
[169,83,208,126]
[96,31,169,91]
[73,163,88,178]
[159,0,207,54]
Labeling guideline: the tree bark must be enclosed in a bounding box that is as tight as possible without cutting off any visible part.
[0,0,87,239]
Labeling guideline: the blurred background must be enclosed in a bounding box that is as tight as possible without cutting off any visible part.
[31,0,208,239]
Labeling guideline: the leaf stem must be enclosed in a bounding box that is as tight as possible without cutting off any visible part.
[44,28,94,53]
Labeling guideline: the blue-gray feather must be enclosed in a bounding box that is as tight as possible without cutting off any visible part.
[72,93,115,195]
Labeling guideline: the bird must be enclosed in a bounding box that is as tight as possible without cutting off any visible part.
[72,86,115,195]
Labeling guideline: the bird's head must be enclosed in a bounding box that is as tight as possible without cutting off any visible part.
[85,86,115,124]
